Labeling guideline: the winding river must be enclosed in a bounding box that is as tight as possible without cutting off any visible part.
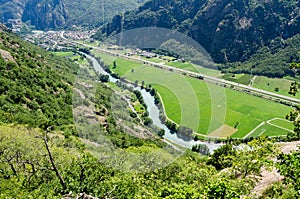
[85,53,222,152]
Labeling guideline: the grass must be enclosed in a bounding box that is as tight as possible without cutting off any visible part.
[166,61,221,77]
[53,51,85,64]
[268,118,294,131]
[252,76,300,99]
[94,54,293,138]
[93,51,116,65]
[246,122,291,138]
[222,74,252,85]
[109,58,142,76]
[263,124,291,136]
[236,74,252,84]
[144,57,165,63]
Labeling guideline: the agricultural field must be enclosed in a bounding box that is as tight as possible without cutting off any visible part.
[53,51,86,64]
[164,61,221,77]
[95,53,294,138]
[221,74,252,85]
[244,118,294,138]
[93,51,116,64]
[251,76,300,99]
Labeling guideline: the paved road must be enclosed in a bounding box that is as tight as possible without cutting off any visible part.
[61,31,300,106]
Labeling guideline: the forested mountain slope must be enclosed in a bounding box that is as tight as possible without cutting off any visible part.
[0,24,78,130]
[94,0,300,77]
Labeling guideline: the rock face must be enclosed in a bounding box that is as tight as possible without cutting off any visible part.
[22,0,68,30]
[0,0,147,30]
[0,0,27,22]
[95,0,300,63]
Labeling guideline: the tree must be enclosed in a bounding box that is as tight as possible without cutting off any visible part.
[206,178,239,199]
[234,121,239,129]
[143,117,153,126]
[277,150,300,198]
[165,120,177,132]
[158,129,165,138]
[177,126,193,141]
[288,81,298,96]
[98,74,109,82]
[231,137,278,178]
[134,80,138,87]
[192,144,209,155]
[207,144,236,170]
[287,64,300,140]
[150,88,156,96]
[141,80,145,89]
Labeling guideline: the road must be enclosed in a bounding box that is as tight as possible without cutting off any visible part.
[60,31,300,106]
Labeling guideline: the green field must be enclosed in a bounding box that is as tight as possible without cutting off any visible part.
[222,74,252,85]
[93,51,117,65]
[246,121,292,138]
[110,58,141,76]
[53,51,85,64]
[95,54,293,138]
[133,54,221,77]
[268,118,294,131]
[252,76,300,99]
[142,57,165,63]
[166,61,221,77]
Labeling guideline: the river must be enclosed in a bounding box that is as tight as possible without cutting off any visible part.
[84,53,222,152]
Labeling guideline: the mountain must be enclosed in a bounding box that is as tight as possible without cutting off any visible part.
[94,0,300,77]
[22,0,68,30]
[62,0,147,28]
[0,0,147,30]
[0,0,27,21]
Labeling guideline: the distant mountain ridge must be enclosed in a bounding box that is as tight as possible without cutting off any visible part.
[0,0,147,30]
[94,0,300,76]
[22,0,68,30]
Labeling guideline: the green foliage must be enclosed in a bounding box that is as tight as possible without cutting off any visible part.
[277,150,300,198]
[207,144,236,170]
[288,81,298,96]
[260,181,296,199]
[206,179,239,199]
[208,137,278,177]
[177,125,193,141]
[0,29,78,130]
[98,74,109,82]
[192,144,209,155]
[0,124,285,198]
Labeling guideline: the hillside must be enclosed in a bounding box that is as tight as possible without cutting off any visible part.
[0,0,147,30]
[0,24,78,130]
[94,0,300,77]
